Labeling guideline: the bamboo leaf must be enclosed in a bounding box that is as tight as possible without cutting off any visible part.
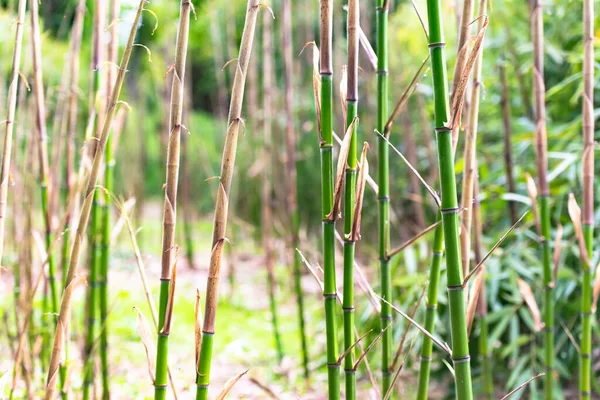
[358,27,377,70]
[387,218,443,258]
[161,249,178,335]
[134,306,157,383]
[353,325,389,370]
[337,329,372,365]
[302,42,323,144]
[500,373,545,399]
[377,131,440,207]
[340,66,348,121]
[466,268,484,335]
[350,142,369,241]
[447,16,489,145]
[215,369,249,400]
[592,263,600,313]
[390,284,426,370]
[194,289,203,370]
[525,174,541,237]
[327,117,357,221]
[463,211,528,286]
[379,296,451,355]
[516,278,543,331]
[551,223,563,287]
[567,193,591,267]
[384,56,430,136]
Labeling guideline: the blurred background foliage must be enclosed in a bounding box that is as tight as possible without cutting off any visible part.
[1,0,600,397]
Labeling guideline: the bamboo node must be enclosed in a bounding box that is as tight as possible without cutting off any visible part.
[428,42,446,49]
[452,355,471,363]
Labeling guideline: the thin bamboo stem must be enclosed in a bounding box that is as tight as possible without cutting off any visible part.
[44,2,145,397]
[263,7,284,364]
[195,2,259,399]
[530,2,553,398]
[425,0,474,397]
[376,0,391,394]
[0,0,27,275]
[580,0,594,396]
[459,0,487,279]
[343,0,359,398]
[319,0,340,396]
[154,1,191,399]
[99,1,120,397]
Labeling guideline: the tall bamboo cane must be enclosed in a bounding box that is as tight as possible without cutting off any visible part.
[59,1,85,395]
[99,1,120,397]
[530,2,553,398]
[425,0,474,397]
[44,2,145,397]
[282,0,309,376]
[83,1,107,396]
[376,0,392,394]
[262,7,284,363]
[195,2,260,399]
[154,2,191,399]
[579,0,594,396]
[342,0,359,398]
[0,0,26,273]
[319,0,340,397]
[459,0,487,288]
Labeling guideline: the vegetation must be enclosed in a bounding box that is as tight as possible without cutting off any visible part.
[0,0,599,399]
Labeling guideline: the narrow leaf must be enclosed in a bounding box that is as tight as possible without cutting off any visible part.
[194,289,203,369]
[500,373,545,400]
[215,369,249,400]
[351,142,369,241]
[568,193,591,267]
[327,117,357,221]
[134,306,157,382]
[516,278,543,331]
[466,268,484,335]
[551,223,563,287]
[526,174,541,237]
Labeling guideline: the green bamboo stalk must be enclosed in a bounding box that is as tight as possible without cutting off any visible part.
[154,1,191,399]
[195,2,259,399]
[281,0,308,376]
[59,1,85,396]
[83,1,107,396]
[473,173,493,399]
[343,1,359,398]
[44,1,145,397]
[29,0,61,383]
[263,7,284,363]
[416,217,443,400]
[425,0,474,397]
[376,0,391,394]
[319,0,340,397]
[99,1,120,397]
[0,0,26,278]
[530,2,553,398]
[579,0,594,396]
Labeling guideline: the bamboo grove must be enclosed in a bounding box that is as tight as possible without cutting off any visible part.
[0,0,599,398]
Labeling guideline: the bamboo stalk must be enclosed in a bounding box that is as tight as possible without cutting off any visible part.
[376,0,392,394]
[342,0,359,398]
[83,0,107,396]
[59,1,85,395]
[263,7,284,364]
[530,2,553,398]
[498,61,518,224]
[318,0,340,396]
[415,216,443,400]
[99,0,120,397]
[44,2,146,397]
[579,0,594,396]
[154,1,191,400]
[30,0,60,359]
[451,0,474,99]
[0,0,27,274]
[425,0,474,397]
[459,0,487,278]
[505,24,534,121]
[195,2,260,399]
[473,172,493,399]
